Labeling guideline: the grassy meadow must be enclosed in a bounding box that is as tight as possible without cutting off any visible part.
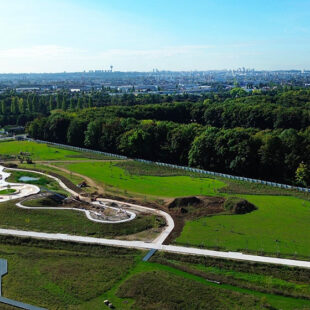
[1,140,310,259]
[0,140,112,161]
[176,195,310,258]
[1,237,310,310]
[58,161,225,198]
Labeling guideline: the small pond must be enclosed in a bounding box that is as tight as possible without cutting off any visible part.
[19,176,40,182]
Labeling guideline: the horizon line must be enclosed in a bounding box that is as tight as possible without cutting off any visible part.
[0,68,309,75]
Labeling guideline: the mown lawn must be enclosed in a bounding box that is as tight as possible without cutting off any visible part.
[0,140,111,161]
[60,161,225,198]
[176,195,310,258]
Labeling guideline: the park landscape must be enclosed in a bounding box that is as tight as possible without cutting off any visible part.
[2,1,310,309]
[0,139,310,309]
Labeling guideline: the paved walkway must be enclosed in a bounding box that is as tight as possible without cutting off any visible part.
[1,228,310,269]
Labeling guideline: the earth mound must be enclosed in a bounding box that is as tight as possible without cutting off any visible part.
[167,196,201,209]
[224,197,257,214]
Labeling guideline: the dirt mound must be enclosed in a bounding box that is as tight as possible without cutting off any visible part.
[167,196,201,209]
[224,197,257,214]
[163,196,225,244]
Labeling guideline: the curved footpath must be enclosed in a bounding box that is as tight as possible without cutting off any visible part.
[0,166,136,225]
[0,165,174,244]
[1,166,310,269]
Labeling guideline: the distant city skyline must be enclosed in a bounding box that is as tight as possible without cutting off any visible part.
[1,0,310,73]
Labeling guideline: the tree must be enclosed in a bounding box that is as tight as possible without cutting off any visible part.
[169,123,202,165]
[295,162,310,187]
[84,120,102,148]
[10,97,19,114]
[118,128,152,158]
[67,119,88,147]
[1,100,6,115]
[188,127,220,170]
[45,113,70,143]
[259,135,285,180]
[27,117,47,139]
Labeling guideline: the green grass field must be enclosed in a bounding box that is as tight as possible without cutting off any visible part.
[0,237,138,310]
[0,188,16,195]
[2,237,308,310]
[2,140,310,260]
[176,195,310,258]
[0,140,112,161]
[59,161,225,198]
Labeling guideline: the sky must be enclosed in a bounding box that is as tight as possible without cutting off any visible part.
[0,0,310,73]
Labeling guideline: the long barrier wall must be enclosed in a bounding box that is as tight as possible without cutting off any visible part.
[26,138,310,193]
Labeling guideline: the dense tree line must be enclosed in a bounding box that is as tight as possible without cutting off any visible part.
[3,88,310,185]
[27,112,310,185]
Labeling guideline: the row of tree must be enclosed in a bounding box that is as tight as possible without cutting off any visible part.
[2,88,310,128]
[27,112,310,185]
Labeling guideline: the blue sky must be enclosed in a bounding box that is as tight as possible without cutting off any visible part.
[0,0,310,72]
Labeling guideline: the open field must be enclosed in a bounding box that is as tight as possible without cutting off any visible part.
[1,237,310,310]
[0,140,113,161]
[0,237,139,310]
[176,195,310,258]
[57,161,226,198]
[2,140,310,260]
[151,252,310,310]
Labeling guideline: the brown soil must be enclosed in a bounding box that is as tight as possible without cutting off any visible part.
[163,196,225,244]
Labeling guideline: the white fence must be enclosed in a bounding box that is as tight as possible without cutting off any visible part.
[25,138,310,193]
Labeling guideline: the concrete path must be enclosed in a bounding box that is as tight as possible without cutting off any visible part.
[0,228,310,269]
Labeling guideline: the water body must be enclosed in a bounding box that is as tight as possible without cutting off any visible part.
[19,176,40,182]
